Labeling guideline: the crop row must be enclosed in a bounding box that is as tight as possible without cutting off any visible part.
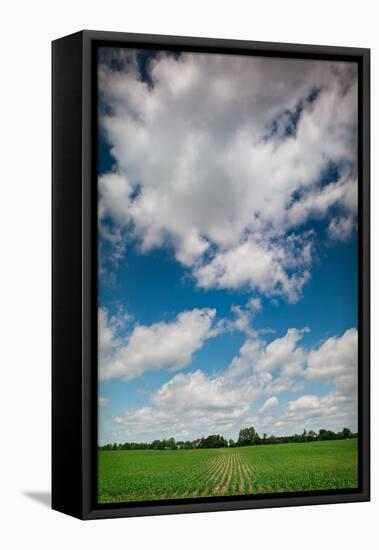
[98,439,358,503]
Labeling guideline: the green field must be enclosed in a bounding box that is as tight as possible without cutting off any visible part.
[98,439,358,503]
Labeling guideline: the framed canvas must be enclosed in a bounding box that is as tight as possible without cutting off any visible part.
[52,30,370,520]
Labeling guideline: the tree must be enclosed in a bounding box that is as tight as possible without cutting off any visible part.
[99,423,355,451]
[237,426,260,446]
[341,427,352,439]
[165,437,176,449]
[318,429,337,441]
[198,434,228,448]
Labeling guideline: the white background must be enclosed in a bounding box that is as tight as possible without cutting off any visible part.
[1,1,376,548]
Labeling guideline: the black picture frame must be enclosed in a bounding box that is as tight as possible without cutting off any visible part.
[52,30,370,520]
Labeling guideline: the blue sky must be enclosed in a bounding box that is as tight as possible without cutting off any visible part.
[97,48,358,444]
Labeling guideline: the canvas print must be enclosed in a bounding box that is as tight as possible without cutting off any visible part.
[97,47,358,504]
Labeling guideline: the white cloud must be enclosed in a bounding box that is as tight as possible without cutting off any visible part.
[305,328,358,392]
[224,301,262,337]
[152,370,257,414]
[98,172,131,226]
[98,173,132,262]
[328,215,355,241]
[193,233,313,302]
[266,329,359,435]
[114,369,269,441]
[280,329,358,434]
[227,327,309,379]
[226,338,262,379]
[98,51,357,301]
[258,396,279,414]
[247,388,356,436]
[264,375,303,396]
[279,391,357,432]
[99,307,217,381]
[256,328,309,376]
[107,325,358,442]
[286,175,357,229]
[248,298,262,312]
[98,308,120,364]
[288,394,338,415]
[99,397,109,407]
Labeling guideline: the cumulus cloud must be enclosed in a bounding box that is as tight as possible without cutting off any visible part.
[152,370,258,413]
[258,396,279,414]
[98,173,132,262]
[275,391,356,433]
[113,405,236,442]
[256,328,310,376]
[328,215,356,241]
[305,328,358,392]
[286,174,357,229]
[268,329,359,434]
[99,307,217,381]
[114,369,270,440]
[227,327,309,379]
[193,233,313,302]
[110,329,301,440]
[224,298,263,337]
[226,338,262,379]
[288,394,339,415]
[98,49,358,301]
[108,326,358,441]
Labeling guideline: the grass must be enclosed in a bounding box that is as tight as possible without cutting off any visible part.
[97,439,358,503]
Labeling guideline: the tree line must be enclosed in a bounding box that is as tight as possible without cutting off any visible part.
[99,426,357,451]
